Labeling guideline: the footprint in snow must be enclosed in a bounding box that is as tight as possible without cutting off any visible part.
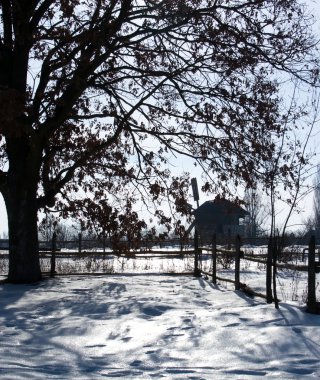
[141,305,171,317]
[292,327,302,334]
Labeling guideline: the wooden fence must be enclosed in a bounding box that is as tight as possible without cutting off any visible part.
[42,231,320,313]
[1,232,319,313]
[33,233,195,277]
[39,233,194,253]
[194,231,320,314]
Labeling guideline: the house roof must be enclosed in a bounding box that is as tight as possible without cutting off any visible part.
[194,199,249,222]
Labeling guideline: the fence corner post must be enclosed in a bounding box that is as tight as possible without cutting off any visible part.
[50,232,57,278]
[235,234,241,290]
[212,233,217,284]
[307,235,318,314]
[78,232,82,254]
[266,237,273,304]
[194,229,201,277]
[102,233,106,254]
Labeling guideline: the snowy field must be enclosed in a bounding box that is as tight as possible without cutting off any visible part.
[1,272,320,379]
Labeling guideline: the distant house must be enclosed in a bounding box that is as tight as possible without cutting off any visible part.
[303,229,320,243]
[189,198,249,243]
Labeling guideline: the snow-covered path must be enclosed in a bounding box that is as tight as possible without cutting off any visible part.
[0,274,319,379]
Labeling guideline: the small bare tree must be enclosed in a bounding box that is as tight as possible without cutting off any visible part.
[244,188,267,237]
[38,214,75,242]
[312,165,320,238]
[264,85,320,308]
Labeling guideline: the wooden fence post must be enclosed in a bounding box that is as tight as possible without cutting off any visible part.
[78,232,82,254]
[266,237,273,303]
[194,229,201,277]
[307,235,318,313]
[102,234,106,254]
[50,232,57,278]
[212,233,217,284]
[272,236,279,309]
[235,235,241,290]
[227,228,231,250]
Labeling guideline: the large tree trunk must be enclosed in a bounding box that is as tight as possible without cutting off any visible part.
[3,137,42,283]
[5,191,41,283]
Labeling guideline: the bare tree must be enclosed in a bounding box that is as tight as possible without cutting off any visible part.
[263,83,320,307]
[38,214,75,242]
[312,165,320,238]
[244,188,267,237]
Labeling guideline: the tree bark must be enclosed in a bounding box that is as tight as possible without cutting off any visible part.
[4,182,42,283]
[3,137,42,283]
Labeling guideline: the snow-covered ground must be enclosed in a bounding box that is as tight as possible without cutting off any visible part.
[0,272,319,379]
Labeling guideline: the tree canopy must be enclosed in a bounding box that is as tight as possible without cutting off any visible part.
[0,0,319,282]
